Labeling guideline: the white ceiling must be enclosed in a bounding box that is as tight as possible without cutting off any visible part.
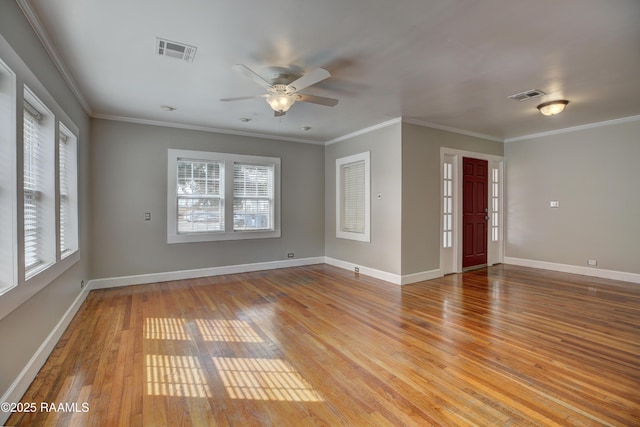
[20,0,640,143]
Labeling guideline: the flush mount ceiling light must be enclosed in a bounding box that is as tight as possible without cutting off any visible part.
[537,100,569,116]
[160,105,176,111]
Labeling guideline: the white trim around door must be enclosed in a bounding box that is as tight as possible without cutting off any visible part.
[440,148,504,275]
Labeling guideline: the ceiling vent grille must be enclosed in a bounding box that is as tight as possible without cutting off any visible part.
[156,38,197,62]
[508,89,546,101]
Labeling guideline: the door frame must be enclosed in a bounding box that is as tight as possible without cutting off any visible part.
[440,148,504,274]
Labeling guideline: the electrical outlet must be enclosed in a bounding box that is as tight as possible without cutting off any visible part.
[145,212,151,221]
[354,266,359,273]
[587,259,597,266]
[80,280,85,289]
[550,200,560,208]
[287,253,294,258]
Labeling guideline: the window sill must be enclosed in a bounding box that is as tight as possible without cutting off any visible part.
[0,250,80,321]
[168,229,281,244]
[336,230,370,242]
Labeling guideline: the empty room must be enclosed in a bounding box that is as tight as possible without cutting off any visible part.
[1,0,639,425]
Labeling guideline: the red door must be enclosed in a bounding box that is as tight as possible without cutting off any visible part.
[462,157,488,269]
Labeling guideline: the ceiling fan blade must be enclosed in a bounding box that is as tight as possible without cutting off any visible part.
[232,64,273,90]
[220,94,268,102]
[286,68,331,93]
[297,93,339,107]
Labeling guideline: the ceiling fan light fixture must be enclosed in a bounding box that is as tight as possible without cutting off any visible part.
[266,93,296,113]
[537,100,569,116]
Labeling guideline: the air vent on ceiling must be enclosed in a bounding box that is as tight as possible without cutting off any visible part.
[508,89,546,101]
[156,37,197,62]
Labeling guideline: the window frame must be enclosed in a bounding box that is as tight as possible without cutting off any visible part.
[491,166,500,242]
[233,162,276,232]
[58,123,79,258]
[0,37,81,320]
[443,160,454,248]
[176,157,225,235]
[0,57,17,296]
[336,151,371,242]
[23,88,56,279]
[167,149,281,244]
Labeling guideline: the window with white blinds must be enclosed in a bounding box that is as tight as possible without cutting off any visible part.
[176,159,224,234]
[336,152,370,242]
[59,125,78,257]
[1,47,81,316]
[168,149,280,243]
[341,161,365,233]
[233,163,274,231]
[23,102,45,273]
[0,58,16,294]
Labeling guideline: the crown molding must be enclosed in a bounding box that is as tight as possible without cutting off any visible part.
[16,0,93,115]
[325,117,402,145]
[504,115,640,143]
[92,113,326,145]
[402,117,504,143]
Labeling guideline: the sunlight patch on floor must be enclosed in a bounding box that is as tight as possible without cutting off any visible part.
[144,318,263,343]
[144,317,189,340]
[146,354,211,398]
[212,357,324,402]
[196,319,263,342]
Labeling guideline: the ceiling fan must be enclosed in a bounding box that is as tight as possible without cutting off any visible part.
[221,64,339,116]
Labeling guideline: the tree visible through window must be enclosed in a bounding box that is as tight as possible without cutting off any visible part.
[167,149,280,243]
[233,163,274,231]
[177,159,224,233]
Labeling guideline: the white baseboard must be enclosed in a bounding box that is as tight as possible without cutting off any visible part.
[504,257,640,284]
[90,256,442,292]
[324,257,402,285]
[323,257,443,286]
[0,283,91,425]
[400,269,443,285]
[89,257,326,290]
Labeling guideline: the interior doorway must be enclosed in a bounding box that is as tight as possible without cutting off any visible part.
[440,149,503,275]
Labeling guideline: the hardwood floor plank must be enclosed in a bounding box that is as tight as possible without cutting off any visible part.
[7,264,640,426]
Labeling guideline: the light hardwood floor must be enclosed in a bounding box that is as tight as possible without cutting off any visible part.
[7,264,640,426]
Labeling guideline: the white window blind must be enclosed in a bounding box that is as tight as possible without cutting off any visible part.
[0,59,16,294]
[336,151,370,242]
[176,159,224,234]
[341,160,366,233]
[233,163,274,231]
[168,149,280,243]
[59,128,78,257]
[2,50,82,317]
[23,104,44,273]
[59,132,68,254]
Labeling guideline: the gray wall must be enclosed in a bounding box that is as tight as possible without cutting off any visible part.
[0,0,91,398]
[401,123,504,275]
[325,123,403,275]
[90,119,325,279]
[505,120,640,274]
